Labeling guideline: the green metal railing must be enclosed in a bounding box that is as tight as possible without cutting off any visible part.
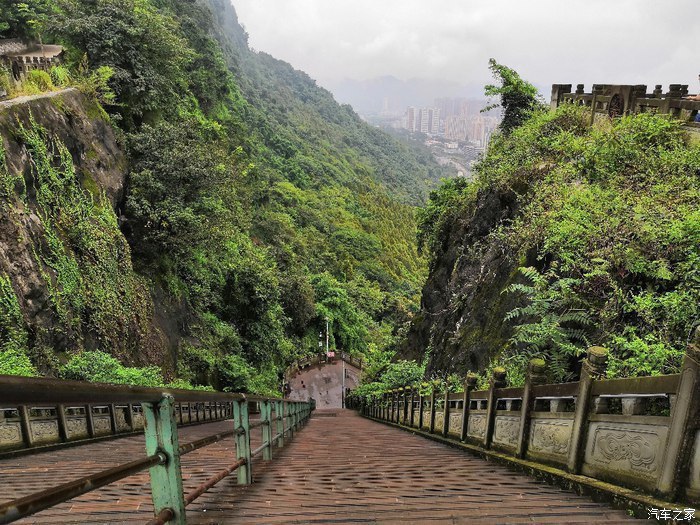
[0,375,314,524]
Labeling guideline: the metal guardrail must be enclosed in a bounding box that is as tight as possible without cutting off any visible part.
[351,338,700,508]
[0,376,315,524]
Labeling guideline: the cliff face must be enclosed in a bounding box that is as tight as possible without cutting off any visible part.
[0,89,168,371]
[402,186,524,375]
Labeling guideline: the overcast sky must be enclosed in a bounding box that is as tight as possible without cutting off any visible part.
[233,0,700,98]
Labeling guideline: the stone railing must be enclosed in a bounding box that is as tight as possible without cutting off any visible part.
[550,83,700,133]
[355,334,700,511]
[0,397,233,457]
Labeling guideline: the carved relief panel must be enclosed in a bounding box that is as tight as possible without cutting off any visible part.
[492,416,520,448]
[30,420,59,443]
[0,423,23,448]
[528,419,572,457]
[584,422,669,481]
[448,413,462,435]
[467,414,486,439]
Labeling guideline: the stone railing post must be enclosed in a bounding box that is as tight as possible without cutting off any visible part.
[418,384,426,429]
[409,386,416,427]
[484,368,507,449]
[657,328,700,500]
[401,388,408,424]
[392,390,398,423]
[516,359,547,459]
[460,374,477,441]
[429,381,438,434]
[567,346,608,473]
[442,384,450,437]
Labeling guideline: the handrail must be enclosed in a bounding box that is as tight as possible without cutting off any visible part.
[351,342,700,509]
[0,376,316,524]
[0,375,245,404]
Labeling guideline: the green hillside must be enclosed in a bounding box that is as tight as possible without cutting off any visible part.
[0,0,447,393]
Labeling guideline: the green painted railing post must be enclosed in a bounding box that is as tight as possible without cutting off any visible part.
[261,400,273,460]
[275,400,284,447]
[143,394,186,525]
[233,398,252,484]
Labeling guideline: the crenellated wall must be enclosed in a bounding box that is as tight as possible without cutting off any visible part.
[551,83,700,141]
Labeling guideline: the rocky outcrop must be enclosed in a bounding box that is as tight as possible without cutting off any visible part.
[0,89,169,371]
[402,186,525,375]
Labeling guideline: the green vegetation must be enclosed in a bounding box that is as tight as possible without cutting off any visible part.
[483,58,544,134]
[420,98,700,384]
[0,0,441,392]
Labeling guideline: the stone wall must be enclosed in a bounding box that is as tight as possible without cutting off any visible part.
[550,83,700,133]
[286,359,361,409]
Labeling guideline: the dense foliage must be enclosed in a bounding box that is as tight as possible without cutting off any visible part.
[419,102,700,384]
[0,0,441,392]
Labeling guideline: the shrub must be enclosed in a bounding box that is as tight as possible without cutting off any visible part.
[26,69,54,91]
[49,65,70,87]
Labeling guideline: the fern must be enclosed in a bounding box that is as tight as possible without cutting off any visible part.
[502,266,593,381]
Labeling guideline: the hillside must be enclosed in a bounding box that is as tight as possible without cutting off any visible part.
[404,104,700,385]
[0,0,448,392]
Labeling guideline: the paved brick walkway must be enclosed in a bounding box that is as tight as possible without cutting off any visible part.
[0,410,639,524]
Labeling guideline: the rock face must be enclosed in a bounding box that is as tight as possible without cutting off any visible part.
[402,187,525,376]
[0,89,125,207]
[0,89,169,370]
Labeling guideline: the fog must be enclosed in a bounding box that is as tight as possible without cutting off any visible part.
[233,0,700,102]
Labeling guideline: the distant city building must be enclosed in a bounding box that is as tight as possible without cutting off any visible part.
[405,106,417,132]
[404,106,440,135]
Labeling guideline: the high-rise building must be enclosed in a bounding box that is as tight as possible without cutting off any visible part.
[405,106,417,132]
[405,106,440,134]
[444,115,468,141]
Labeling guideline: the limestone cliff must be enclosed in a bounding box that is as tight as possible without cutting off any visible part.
[0,89,169,372]
[402,186,525,376]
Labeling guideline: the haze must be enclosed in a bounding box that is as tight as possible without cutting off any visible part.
[233,0,700,105]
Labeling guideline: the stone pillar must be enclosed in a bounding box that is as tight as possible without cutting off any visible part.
[484,368,507,449]
[516,359,547,459]
[442,384,450,437]
[657,328,700,499]
[460,374,477,441]
[567,347,608,474]
[550,84,572,110]
[418,384,426,429]
[409,386,416,427]
[429,380,439,434]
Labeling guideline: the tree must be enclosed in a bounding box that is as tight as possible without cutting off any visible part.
[0,0,56,41]
[483,59,544,134]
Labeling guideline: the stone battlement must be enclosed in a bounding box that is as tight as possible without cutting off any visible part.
[0,39,64,89]
[551,83,700,133]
